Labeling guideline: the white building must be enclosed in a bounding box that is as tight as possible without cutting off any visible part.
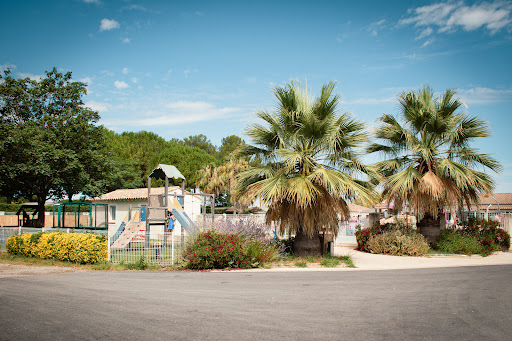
[93,186,204,237]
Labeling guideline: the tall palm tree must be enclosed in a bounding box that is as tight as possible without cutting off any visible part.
[235,81,375,256]
[197,158,250,210]
[368,85,501,242]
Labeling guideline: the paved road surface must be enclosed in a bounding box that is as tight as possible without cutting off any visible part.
[1,266,512,340]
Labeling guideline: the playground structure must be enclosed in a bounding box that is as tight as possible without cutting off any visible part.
[52,202,108,229]
[107,164,216,262]
[16,203,43,227]
[145,164,215,245]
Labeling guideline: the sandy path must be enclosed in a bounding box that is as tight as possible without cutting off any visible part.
[0,263,80,278]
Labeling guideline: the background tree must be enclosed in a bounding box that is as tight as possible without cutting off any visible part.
[150,141,217,190]
[182,134,217,156]
[105,130,168,187]
[218,135,245,161]
[197,157,250,209]
[235,81,375,256]
[368,85,501,243]
[0,68,106,226]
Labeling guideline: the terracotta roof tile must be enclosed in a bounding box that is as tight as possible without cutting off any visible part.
[93,186,183,201]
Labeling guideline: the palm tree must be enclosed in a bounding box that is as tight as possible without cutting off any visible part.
[368,85,502,242]
[235,81,375,256]
[197,158,250,210]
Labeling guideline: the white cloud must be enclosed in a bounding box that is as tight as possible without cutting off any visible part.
[83,0,100,3]
[114,80,129,89]
[79,77,93,84]
[416,27,433,40]
[131,77,138,83]
[342,96,395,105]
[122,4,160,14]
[18,73,43,81]
[458,86,512,104]
[367,19,386,36]
[421,37,435,48]
[85,101,111,112]
[103,101,240,127]
[122,37,131,44]
[400,1,512,39]
[0,63,16,72]
[100,18,120,31]
[122,67,129,74]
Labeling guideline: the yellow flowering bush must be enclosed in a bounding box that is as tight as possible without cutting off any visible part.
[6,232,108,264]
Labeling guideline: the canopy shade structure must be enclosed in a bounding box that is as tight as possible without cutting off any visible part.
[149,164,186,181]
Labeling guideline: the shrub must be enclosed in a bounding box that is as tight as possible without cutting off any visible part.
[437,230,484,255]
[356,223,416,252]
[6,232,107,264]
[435,217,510,256]
[244,239,282,267]
[183,230,249,269]
[203,218,270,245]
[365,229,430,256]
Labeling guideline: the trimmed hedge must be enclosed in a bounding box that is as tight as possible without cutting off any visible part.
[6,232,107,264]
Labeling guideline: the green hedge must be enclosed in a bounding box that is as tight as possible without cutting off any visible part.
[6,232,107,264]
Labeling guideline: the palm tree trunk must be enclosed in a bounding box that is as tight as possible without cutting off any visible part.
[417,213,441,245]
[293,228,321,257]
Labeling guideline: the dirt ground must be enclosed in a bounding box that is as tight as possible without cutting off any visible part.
[0,263,80,278]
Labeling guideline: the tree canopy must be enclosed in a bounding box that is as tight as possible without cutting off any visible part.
[368,85,502,221]
[235,81,375,255]
[0,68,108,226]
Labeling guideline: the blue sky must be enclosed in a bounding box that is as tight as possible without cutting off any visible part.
[2,0,512,191]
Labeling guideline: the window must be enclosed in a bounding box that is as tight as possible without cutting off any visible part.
[109,205,116,221]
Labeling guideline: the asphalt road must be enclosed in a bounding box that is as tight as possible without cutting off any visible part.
[1,266,512,341]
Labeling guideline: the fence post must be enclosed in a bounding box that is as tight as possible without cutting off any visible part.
[171,230,174,265]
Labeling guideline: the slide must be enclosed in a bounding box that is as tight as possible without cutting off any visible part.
[110,211,145,249]
[171,198,198,234]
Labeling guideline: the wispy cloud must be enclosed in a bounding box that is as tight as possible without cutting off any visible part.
[18,72,43,81]
[122,4,160,14]
[342,96,395,105]
[85,101,111,112]
[102,101,241,127]
[400,1,512,40]
[83,0,100,3]
[367,19,386,36]
[121,37,131,44]
[99,18,120,31]
[458,86,512,104]
[122,67,129,75]
[0,63,16,72]
[114,80,129,89]
[79,77,93,84]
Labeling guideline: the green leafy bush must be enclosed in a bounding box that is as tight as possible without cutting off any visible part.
[435,217,510,256]
[6,232,107,264]
[365,229,430,256]
[244,239,282,267]
[437,230,484,255]
[462,217,510,251]
[183,230,249,269]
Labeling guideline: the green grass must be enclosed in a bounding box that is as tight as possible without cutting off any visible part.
[0,251,177,271]
[294,261,308,267]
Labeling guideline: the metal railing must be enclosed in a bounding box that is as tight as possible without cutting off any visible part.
[108,231,182,266]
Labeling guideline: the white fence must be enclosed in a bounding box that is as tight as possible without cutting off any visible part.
[108,231,182,266]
